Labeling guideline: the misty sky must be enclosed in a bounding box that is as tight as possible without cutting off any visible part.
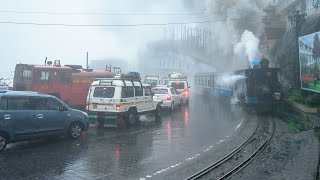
[0,0,206,77]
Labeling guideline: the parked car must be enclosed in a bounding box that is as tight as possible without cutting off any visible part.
[0,91,89,152]
[152,86,182,111]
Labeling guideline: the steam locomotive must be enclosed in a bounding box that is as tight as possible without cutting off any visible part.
[194,59,282,112]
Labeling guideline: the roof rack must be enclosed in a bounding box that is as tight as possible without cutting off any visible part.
[97,77,144,88]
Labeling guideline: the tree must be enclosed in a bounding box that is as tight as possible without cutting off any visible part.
[313,34,320,79]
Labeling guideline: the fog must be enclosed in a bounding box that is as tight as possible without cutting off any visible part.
[203,0,270,71]
[0,0,270,82]
[0,0,198,77]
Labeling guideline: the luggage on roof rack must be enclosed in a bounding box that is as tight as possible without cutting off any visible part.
[169,72,187,79]
[121,72,141,81]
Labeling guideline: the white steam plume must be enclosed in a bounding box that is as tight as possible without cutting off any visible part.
[188,0,271,71]
[234,30,260,67]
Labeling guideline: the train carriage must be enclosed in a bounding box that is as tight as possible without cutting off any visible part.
[194,66,282,112]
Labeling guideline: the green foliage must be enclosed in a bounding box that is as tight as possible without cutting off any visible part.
[282,115,304,133]
[287,90,320,107]
[288,90,306,104]
[305,93,320,107]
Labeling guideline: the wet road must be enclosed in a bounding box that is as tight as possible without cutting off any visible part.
[0,94,245,179]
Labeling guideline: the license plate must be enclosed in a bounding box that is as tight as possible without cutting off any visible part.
[93,104,97,109]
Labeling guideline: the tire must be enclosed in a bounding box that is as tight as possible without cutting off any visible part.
[170,102,174,112]
[127,109,137,126]
[154,104,161,121]
[0,133,8,152]
[68,122,83,139]
[98,119,105,127]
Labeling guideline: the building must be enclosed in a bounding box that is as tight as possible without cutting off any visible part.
[299,37,314,67]
[270,0,320,31]
[139,46,193,78]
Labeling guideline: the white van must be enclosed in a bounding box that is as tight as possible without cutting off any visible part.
[168,73,190,104]
[144,76,159,88]
[86,75,162,126]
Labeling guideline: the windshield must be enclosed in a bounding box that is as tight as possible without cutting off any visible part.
[93,87,115,98]
[152,88,168,94]
[170,82,186,90]
[145,79,158,84]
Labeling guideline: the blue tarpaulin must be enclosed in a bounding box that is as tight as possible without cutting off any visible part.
[251,59,260,65]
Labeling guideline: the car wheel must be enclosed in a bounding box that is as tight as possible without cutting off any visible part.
[127,109,137,126]
[68,122,83,139]
[97,119,105,127]
[155,104,161,121]
[0,133,8,152]
[170,102,174,112]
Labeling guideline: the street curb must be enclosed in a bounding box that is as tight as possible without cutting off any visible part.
[286,100,317,113]
[284,100,320,128]
[283,100,320,180]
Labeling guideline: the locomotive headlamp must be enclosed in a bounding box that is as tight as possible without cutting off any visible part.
[274,92,281,101]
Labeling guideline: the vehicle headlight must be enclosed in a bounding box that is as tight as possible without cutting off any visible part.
[82,111,89,118]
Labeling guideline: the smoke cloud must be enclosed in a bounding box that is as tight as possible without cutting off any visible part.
[234,30,260,67]
[194,0,270,71]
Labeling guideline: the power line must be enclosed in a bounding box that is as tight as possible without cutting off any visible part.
[0,18,260,28]
[0,10,244,16]
[210,0,265,17]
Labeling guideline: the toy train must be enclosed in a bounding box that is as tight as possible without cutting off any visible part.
[194,60,282,112]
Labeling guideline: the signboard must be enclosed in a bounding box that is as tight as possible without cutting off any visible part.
[299,31,320,93]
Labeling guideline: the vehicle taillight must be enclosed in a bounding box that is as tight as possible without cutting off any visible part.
[116,105,121,111]
[167,94,172,100]
[86,104,89,110]
[184,90,189,96]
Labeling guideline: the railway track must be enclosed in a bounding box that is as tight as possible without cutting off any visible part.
[186,118,276,180]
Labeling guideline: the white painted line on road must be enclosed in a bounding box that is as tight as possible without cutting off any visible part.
[203,145,214,152]
[234,119,244,131]
[143,146,211,178]
[217,139,225,144]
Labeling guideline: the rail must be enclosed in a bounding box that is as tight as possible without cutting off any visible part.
[186,118,276,180]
